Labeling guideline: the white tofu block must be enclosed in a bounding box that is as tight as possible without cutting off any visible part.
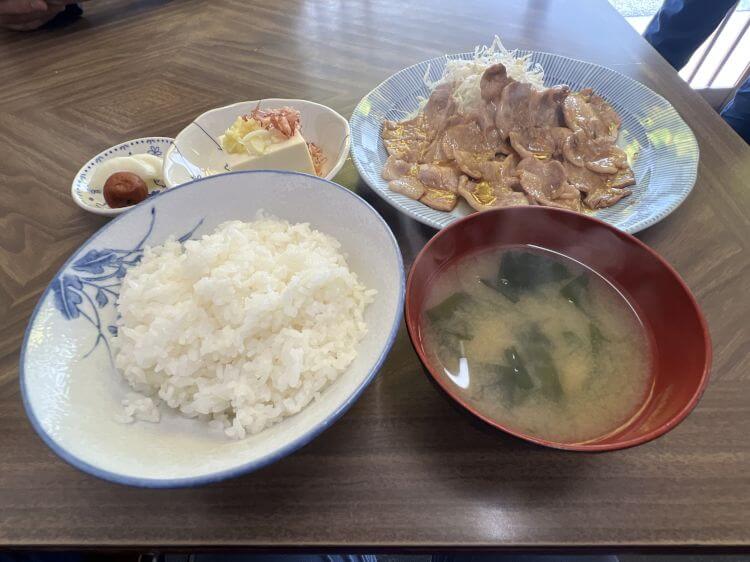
[226,131,315,175]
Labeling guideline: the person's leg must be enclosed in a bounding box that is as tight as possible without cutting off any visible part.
[644,0,738,70]
[720,76,750,143]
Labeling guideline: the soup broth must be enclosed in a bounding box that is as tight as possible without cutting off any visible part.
[422,246,653,444]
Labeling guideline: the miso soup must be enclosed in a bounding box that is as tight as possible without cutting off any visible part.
[422,246,653,444]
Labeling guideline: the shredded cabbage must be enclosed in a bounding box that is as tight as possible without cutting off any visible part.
[418,36,545,115]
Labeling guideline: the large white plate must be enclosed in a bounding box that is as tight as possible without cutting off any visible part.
[350,51,699,233]
[21,171,404,487]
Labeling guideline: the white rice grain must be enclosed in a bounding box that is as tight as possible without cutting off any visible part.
[113,216,375,439]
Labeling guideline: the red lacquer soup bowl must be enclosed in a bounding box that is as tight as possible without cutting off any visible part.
[405,207,711,451]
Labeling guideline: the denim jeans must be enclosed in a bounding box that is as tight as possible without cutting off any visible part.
[644,0,750,143]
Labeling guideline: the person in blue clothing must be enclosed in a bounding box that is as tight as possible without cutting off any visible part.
[644,0,750,143]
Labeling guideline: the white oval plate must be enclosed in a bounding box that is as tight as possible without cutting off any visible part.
[22,171,404,487]
[163,99,351,187]
[350,51,699,233]
[72,137,173,216]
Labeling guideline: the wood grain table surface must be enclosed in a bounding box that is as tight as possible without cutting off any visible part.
[1,0,749,551]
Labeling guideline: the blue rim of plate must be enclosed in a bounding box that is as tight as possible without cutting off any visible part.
[350,50,699,233]
[21,170,406,488]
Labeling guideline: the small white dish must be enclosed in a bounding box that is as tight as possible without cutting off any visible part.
[22,170,404,487]
[163,99,350,187]
[72,137,174,216]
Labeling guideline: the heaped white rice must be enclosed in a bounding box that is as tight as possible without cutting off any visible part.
[113,216,375,439]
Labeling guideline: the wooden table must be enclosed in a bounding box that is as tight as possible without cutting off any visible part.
[1,0,749,552]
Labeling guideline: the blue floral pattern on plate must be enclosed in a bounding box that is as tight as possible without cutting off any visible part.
[51,207,203,358]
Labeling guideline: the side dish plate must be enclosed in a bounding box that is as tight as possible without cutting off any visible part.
[350,51,699,233]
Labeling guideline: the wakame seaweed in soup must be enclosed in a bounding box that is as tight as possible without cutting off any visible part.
[422,247,652,443]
